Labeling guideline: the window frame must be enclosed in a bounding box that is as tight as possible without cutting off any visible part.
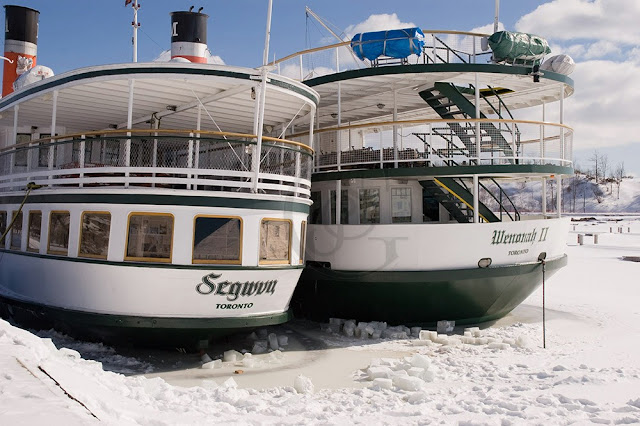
[391,187,412,223]
[259,218,292,265]
[192,215,243,265]
[299,221,307,265]
[78,211,112,259]
[47,210,71,255]
[124,212,174,263]
[9,210,23,251]
[358,188,381,224]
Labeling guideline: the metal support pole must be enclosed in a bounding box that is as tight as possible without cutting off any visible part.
[48,91,58,183]
[335,180,341,225]
[125,78,135,187]
[194,104,201,190]
[542,177,547,217]
[474,73,480,163]
[473,174,479,223]
[393,89,398,168]
[336,47,342,171]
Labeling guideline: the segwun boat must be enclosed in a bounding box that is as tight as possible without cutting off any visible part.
[0,4,318,347]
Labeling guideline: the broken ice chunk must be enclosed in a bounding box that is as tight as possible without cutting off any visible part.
[294,375,314,394]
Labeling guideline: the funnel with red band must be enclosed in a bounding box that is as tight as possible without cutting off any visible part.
[170,10,208,63]
[3,5,39,97]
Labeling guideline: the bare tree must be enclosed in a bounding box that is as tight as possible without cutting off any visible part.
[614,161,625,199]
[588,150,601,182]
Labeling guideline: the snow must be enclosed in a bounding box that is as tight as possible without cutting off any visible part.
[1,217,640,425]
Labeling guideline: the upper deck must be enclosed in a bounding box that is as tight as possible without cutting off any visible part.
[273,30,574,176]
[0,62,318,198]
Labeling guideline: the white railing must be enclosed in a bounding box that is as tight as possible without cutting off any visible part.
[271,30,492,81]
[302,119,572,171]
[0,130,314,198]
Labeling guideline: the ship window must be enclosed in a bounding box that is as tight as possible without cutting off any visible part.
[48,211,70,255]
[259,219,291,264]
[27,211,42,253]
[125,213,174,262]
[192,216,242,264]
[392,187,412,223]
[310,192,322,224]
[79,212,111,259]
[0,211,6,246]
[330,189,349,224]
[359,189,380,224]
[10,211,23,250]
[299,221,307,264]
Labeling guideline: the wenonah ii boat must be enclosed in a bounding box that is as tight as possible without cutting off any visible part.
[0,4,318,347]
[274,9,575,325]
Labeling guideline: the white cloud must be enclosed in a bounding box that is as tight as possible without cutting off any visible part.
[344,14,416,38]
[582,40,622,59]
[516,0,640,45]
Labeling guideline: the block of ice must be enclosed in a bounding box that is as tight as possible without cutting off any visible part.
[243,354,261,368]
[515,335,530,348]
[277,335,289,346]
[223,350,244,362]
[270,350,284,360]
[329,317,344,326]
[393,375,424,391]
[372,330,382,339]
[488,342,510,350]
[201,353,212,363]
[411,339,433,347]
[422,369,436,382]
[408,391,429,404]
[201,359,222,369]
[371,378,393,390]
[410,326,422,337]
[257,328,268,338]
[247,331,258,340]
[436,320,455,334]
[419,330,437,341]
[343,326,355,338]
[407,367,425,377]
[294,375,314,394]
[252,340,268,355]
[268,333,279,350]
[410,354,431,369]
[222,377,238,389]
[367,366,393,380]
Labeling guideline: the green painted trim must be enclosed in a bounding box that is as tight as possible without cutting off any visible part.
[293,255,568,326]
[0,294,291,330]
[0,249,305,270]
[306,63,574,89]
[0,193,311,213]
[311,164,573,183]
[0,65,319,111]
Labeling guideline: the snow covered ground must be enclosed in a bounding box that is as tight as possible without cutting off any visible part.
[1,217,640,425]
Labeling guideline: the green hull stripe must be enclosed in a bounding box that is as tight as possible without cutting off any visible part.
[0,66,319,110]
[293,255,567,326]
[311,164,573,183]
[0,249,304,270]
[0,192,310,213]
[306,63,574,88]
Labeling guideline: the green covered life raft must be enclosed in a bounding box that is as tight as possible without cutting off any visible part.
[488,31,551,64]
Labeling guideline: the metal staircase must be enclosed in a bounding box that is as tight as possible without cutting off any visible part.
[421,177,510,223]
[418,82,515,160]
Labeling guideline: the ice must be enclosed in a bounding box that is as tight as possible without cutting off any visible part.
[436,320,455,334]
[515,335,530,348]
[410,326,422,337]
[370,378,393,390]
[419,330,437,341]
[372,330,382,339]
[407,367,425,377]
[343,320,356,337]
[256,328,268,339]
[488,342,510,350]
[201,359,222,369]
[268,333,279,350]
[252,340,268,355]
[200,353,212,363]
[367,366,393,380]
[221,377,237,389]
[293,375,314,394]
[277,335,288,346]
[200,379,218,389]
[242,354,261,368]
[410,339,434,347]
[58,348,81,359]
[409,354,431,369]
[247,331,258,340]
[223,350,244,362]
[269,350,284,361]
[393,375,424,391]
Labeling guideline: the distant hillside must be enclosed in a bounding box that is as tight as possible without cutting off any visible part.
[481,175,640,214]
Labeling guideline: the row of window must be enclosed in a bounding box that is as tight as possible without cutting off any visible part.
[0,211,306,265]
[311,187,412,225]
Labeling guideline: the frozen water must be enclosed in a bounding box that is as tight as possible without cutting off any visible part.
[268,333,279,350]
[251,340,268,355]
[223,349,243,362]
[371,378,393,390]
[393,375,424,391]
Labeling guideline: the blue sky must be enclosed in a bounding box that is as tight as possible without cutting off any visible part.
[4,0,640,175]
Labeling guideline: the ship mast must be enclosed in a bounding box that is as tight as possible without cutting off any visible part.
[130,0,140,62]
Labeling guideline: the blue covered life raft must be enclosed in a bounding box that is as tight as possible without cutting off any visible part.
[350,27,425,61]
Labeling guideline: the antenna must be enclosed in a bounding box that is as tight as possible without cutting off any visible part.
[130,0,141,62]
[304,6,363,68]
[494,0,500,33]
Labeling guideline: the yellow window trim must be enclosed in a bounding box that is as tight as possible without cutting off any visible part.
[192,214,243,265]
[26,210,42,253]
[124,212,174,263]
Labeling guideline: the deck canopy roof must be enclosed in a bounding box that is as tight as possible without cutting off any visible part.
[0,62,319,137]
